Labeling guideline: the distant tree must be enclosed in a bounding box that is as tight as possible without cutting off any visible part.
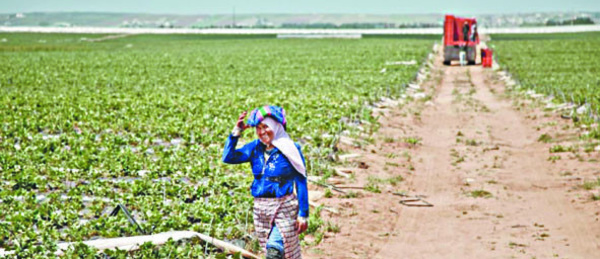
[546,17,594,26]
[573,17,594,25]
[398,22,440,28]
[280,23,337,29]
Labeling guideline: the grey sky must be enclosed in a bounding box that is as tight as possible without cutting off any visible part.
[2,0,599,15]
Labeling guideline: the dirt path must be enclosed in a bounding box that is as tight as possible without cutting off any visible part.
[304,48,600,258]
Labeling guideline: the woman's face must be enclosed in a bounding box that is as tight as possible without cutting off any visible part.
[256,122,274,146]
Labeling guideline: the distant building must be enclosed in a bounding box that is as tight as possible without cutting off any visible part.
[7,13,26,19]
[158,21,175,28]
[54,22,72,27]
[255,17,274,28]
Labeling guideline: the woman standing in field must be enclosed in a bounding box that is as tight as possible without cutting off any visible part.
[222,106,309,259]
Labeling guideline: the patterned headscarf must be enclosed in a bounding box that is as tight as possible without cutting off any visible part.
[246,105,287,130]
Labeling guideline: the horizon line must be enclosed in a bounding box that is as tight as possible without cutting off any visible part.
[2,10,599,16]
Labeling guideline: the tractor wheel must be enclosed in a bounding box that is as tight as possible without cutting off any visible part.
[443,60,451,66]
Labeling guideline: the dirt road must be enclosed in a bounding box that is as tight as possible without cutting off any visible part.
[304,48,600,259]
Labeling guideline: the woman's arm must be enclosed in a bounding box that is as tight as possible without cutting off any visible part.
[295,173,309,218]
[222,134,254,164]
[294,143,309,217]
[223,111,254,164]
[295,167,310,234]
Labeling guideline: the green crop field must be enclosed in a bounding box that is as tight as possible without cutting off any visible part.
[491,32,600,134]
[0,33,433,257]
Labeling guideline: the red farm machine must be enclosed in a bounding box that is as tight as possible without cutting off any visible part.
[443,15,479,65]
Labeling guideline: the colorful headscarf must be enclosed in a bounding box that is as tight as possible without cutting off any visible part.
[247,105,287,129]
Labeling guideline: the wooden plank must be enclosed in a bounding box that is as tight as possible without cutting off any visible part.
[50,231,259,258]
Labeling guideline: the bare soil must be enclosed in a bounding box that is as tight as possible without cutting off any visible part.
[304,48,600,259]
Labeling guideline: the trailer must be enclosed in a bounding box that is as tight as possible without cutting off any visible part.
[443,15,479,65]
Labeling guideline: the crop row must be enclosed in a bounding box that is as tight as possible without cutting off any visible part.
[491,32,600,133]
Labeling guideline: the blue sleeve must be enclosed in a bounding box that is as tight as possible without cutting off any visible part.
[294,143,309,217]
[296,173,309,217]
[294,143,306,166]
[222,134,254,164]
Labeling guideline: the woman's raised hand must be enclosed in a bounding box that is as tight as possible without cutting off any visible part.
[236,111,250,130]
[232,111,249,137]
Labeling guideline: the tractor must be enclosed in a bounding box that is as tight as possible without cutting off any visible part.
[443,15,479,65]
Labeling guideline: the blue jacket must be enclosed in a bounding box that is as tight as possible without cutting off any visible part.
[222,134,309,218]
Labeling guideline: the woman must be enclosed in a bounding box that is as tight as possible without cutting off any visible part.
[222,105,309,259]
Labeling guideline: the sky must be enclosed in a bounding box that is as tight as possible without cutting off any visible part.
[1,0,599,15]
